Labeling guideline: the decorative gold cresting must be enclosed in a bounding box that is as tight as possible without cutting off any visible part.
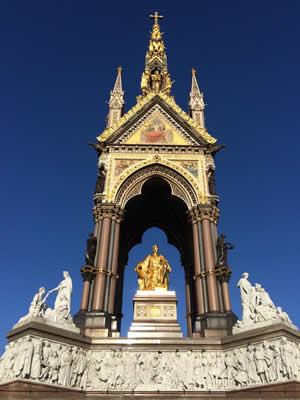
[139,12,172,98]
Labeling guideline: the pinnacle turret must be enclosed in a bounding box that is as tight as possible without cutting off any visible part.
[189,68,205,128]
[107,66,124,128]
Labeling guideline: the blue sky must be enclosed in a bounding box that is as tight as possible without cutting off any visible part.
[1,1,300,349]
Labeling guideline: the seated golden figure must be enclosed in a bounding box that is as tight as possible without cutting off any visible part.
[135,244,171,291]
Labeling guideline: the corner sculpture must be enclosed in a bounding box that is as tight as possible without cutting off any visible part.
[16,287,47,325]
[216,233,234,269]
[135,244,171,290]
[234,272,297,331]
[85,233,97,267]
[16,271,74,328]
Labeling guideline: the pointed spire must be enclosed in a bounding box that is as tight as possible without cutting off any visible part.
[107,66,124,128]
[189,68,205,128]
[139,12,173,99]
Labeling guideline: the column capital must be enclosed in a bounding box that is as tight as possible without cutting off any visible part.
[93,202,124,223]
[216,267,232,283]
[80,265,96,281]
[189,204,220,224]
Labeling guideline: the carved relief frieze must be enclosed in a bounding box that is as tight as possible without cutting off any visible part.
[1,334,300,392]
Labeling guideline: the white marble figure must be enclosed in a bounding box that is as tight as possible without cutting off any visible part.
[235,272,296,330]
[277,306,293,324]
[30,341,42,379]
[236,272,255,325]
[254,284,277,322]
[58,347,73,386]
[40,340,51,381]
[44,271,73,325]
[16,287,47,325]
[48,344,60,383]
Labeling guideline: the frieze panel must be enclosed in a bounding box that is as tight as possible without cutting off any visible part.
[1,335,300,392]
[135,304,177,320]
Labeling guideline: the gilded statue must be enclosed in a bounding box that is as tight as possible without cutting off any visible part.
[135,244,171,291]
[152,25,162,41]
[164,72,172,93]
[141,71,149,95]
[151,71,161,93]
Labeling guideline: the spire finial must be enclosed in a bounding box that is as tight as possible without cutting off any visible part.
[191,68,197,76]
[149,11,163,26]
[138,12,172,99]
[117,65,122,73]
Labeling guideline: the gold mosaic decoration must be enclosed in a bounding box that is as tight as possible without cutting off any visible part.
[106,155,206,204]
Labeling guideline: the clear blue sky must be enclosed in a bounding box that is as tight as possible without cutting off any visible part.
[1,1,300,349]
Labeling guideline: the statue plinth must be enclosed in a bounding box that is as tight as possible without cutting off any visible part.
[128,290,183,338]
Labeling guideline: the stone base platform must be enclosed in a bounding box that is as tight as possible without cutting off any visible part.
[1,320,300,398]
[1,379,300,399]
[128,290,183,338]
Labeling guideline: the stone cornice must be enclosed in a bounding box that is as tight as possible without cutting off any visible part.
[109,144,205,155]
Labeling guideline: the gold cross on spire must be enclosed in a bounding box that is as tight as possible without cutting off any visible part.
[149,11,163,25]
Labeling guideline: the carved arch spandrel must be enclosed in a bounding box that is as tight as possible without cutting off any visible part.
[114,163,200,209]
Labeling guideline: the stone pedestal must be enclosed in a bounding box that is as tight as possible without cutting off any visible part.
[128,290,183,338]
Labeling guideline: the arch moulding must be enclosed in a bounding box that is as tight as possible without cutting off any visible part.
[114,163,201,209]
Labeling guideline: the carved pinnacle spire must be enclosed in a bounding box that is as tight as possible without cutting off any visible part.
[111,66,124,100]
[107,66,125,128]
[139,12,172,99]
[189,68,205,128]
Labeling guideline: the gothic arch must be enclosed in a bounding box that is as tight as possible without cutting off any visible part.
[114,163,199,209]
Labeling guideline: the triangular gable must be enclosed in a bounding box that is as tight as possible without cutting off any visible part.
[97,93,216,145]
[123,109,193,146]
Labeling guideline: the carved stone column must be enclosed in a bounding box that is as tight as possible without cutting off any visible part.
[108,218,122,315]
[105,208,123,314]
[92,205,114,311]
[74,204,124,337]
[94,221,99,237]
[197,205,220,312]
[217,271,232,312]
[210,221,224,313]
[184,267,193,337]
[222,280,232,312]
[79,268,95,311]
[190,217,205,316]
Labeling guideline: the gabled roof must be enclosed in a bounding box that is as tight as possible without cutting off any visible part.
[97,93,217,144]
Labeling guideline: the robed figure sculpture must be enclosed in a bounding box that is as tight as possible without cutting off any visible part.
[135,244,171,291]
